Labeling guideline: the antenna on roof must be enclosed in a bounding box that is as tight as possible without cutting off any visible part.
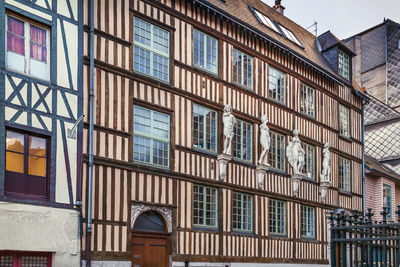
[307,21,318,36]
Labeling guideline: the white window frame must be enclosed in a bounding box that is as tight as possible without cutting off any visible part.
[279,23,303,47]
[193,104,218,153]
[269,131,286,171]
[233,48,253,89]
[193,29,218,74]
[339,104,350,138]
[383,184,392,218]
[232,192,253,232]
[133,17,170,82]
[300,83,316,118]
[269,66,286,105]
[338,50,350,80]
[339,157,351,192]
[301,205,315,238]
[5,14,50,81]
[193,185,218,228]
[252,9,280,33]
[269,199,286,236]
[233,119,253,162]
[133,106,170,168]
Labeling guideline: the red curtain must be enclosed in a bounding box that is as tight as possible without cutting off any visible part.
[7,17,25,55]
[30,26,47,62]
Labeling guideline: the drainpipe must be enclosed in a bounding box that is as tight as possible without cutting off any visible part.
[86,0,95,265]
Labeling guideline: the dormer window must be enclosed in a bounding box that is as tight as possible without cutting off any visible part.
[338,50,350,80]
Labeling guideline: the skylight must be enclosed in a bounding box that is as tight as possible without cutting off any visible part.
[253,9,280,34]
[278,24,303,47]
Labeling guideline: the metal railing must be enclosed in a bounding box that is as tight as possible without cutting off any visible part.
[330,206,400,267]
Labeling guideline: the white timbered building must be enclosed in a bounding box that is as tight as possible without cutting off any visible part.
[0,0,83,266]
[82,0,366,266]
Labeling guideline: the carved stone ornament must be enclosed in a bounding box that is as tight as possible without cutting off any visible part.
[131,204,173,233]
[258,114,271,166]
[222,105,236,155]
[217,153,232,181]
[256,164,269,189]
[320,181,331,202]
[286,129,305,175]
[291,174,302,197]
[319,143,332,202]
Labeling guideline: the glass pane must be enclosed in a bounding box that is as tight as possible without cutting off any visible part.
[6,151,24,173]
[29,136,46,157]
[7,17,25,55]
[134,212,166,232]
[6,131,24,153]
[30,25,47,62]
[21,256,48,267]
[29,155,46,177]
[0,255,14,267]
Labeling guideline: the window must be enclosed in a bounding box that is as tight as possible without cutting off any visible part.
[233,120,253,162]
[269,67,286,104]
[251,8,280,33]
[193,104,217,152]
[269,199,286,235]
[302,143,315,179]
[0,252,51,267]
[301,205,315,238]
[133,106,170,167]
[233,192,253,232]
[193,185,218,228]
[5,130,49,198]
[6,15,49,80]
[133,17,170,82]
[193,29,218,74]
[300,84,315,118]
[339,157,351,192]
[233,48,253,89]
[279,24,303,47]
[339,104,350,138]
[268,131,286,171]
[338,50,350,80]
[383,184,392,218]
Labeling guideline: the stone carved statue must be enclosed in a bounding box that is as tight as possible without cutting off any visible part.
[286,129,305,175]
[320,143,331,183]
[258,115,270,165]
[222,105,236,155]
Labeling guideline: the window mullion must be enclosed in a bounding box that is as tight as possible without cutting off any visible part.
[203,110,207,149]
[202,187,206,226]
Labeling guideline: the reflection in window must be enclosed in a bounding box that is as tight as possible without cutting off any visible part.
[269,67,286,104]
[193,104,217,152]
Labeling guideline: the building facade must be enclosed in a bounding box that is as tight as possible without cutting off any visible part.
[343,19,400,112]
[0,0,83,266]
[82,0,364,266]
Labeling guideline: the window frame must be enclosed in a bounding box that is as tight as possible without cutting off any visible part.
[232,48,254,90]
[193,104,218,153]
[0,251,51,267]
[301,205,315,239]
[133,105,171,168]
[232,192,253,232]
[268,66,286,105]
[338,50,350,80]
[192,184,218,229]
[4,128,50,200]
[302,142,315,180]
[339,104,350,138]
[5,14,50,81]
[233,119,253,163]
[193,29,218,75]
[269,199,286,236]
[268,131,286,172]
[383,184,392,218]
[133,16,170,83]
[300,83,316,118]
[339,157,351,192]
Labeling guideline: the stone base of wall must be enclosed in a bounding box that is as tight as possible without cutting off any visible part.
[81,261,131,267]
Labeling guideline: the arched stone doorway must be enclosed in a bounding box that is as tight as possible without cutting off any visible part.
[132,210,170,267]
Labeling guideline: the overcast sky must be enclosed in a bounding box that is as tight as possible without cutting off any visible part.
[262,0,400,40]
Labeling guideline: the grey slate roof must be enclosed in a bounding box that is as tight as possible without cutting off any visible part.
[364,93,400,125]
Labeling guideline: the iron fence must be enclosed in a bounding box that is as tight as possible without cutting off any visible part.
[330,206,400,267]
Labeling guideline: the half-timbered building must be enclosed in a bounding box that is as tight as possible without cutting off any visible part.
[0,0,83,266]
[82,0,365,266]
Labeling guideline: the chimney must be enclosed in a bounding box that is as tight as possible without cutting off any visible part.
[273,0,285,15]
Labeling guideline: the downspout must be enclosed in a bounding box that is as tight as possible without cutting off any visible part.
[86,0,94,266]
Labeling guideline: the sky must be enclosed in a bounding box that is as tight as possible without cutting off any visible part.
[262,0,400,40]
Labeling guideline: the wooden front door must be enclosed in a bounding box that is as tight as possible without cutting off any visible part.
[132,232,169,267]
